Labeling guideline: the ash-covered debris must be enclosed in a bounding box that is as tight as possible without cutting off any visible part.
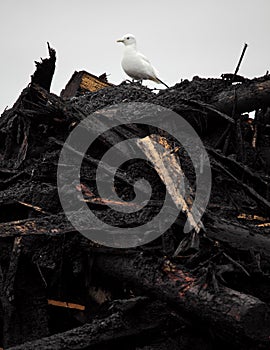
[155,76,230,106]
[1,45,270,350]
[71,81,156,113]
[71,77,230,114]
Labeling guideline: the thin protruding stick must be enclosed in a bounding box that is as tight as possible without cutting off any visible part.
[233,43,248,79]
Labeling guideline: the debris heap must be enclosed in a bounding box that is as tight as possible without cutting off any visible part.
[1,45,270,350]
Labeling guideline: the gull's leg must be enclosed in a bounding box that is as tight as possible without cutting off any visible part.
[131,79,142,85]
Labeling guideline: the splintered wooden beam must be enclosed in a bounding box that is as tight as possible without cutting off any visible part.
[0,204,165,241]
[94,253,270,347]
[77,183,141,209]
[0,213,72,238]
[136,135,203,233]
[31,42,56,92]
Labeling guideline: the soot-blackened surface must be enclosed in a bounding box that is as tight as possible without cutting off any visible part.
[1,75,270,349]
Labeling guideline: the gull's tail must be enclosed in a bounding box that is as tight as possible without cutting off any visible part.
[151,76,169,88]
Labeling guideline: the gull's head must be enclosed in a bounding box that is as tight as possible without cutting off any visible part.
[117,34,136,46]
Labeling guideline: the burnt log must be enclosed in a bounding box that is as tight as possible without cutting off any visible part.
[205,215,270,263]
[7,299,195,350]
[211,77,270,115]
[94,253,270,349]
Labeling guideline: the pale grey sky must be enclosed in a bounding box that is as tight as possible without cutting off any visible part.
[0,0,269,113]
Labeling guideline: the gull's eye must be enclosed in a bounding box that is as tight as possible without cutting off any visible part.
[127,37,130,40]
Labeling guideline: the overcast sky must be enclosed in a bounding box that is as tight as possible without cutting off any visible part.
[0,0,269,113]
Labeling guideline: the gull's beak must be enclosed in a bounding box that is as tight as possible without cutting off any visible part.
[117,39,124,43]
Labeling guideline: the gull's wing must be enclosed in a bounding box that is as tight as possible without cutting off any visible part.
[137,52,151,64]
[137,52,159,76]
[135,51,168,87]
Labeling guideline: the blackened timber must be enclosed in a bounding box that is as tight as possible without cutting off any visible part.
[31,42,56,92]
[205,216,270,263]
[211,77,270,115]
[7,300,184,350]
[94,253,270,348]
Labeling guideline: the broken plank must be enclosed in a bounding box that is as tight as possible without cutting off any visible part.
[136,135,204,233]
[0,203,169,240]
[60,70,113,98]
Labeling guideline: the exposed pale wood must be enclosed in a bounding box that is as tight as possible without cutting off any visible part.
[60,70,113,98]
[137,135,203,234]
[47,300,85,310]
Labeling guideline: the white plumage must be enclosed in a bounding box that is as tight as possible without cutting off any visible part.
[117,33,169,88]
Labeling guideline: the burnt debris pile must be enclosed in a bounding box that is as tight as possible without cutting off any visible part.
[1,45,270,350]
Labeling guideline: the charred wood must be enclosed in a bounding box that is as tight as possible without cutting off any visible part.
[94,253,270,349]
[7,299,198,350]
[211,77,270,115]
